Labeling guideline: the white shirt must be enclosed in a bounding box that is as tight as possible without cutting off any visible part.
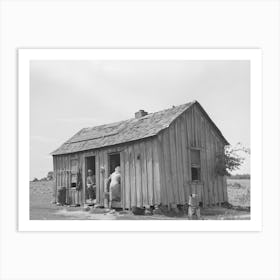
[109,171,121,188]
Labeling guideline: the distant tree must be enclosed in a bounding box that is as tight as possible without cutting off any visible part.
[215,143,250,176]
[32,177,39,182]
[47,171,54,181]
[228,174,250,179]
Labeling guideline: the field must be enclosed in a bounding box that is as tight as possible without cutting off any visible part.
[227,179,250,207]
[30,179,250,220]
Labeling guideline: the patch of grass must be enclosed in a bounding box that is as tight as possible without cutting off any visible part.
[227,179,250,207]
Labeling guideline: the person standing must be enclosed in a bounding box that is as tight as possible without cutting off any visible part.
[86,169,96,203]
[107,166,121,209]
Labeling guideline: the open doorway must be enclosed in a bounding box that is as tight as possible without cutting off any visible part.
[85,156,96,202]
[108,153,120,174]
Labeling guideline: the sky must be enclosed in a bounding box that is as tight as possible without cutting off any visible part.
[30,60,250,180]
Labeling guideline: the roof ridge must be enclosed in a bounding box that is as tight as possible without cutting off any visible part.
[81,101,194,130]
[51,100,212,156]
[67,102,194,142]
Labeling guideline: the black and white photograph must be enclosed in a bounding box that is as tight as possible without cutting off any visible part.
[29,57,251,221]
[1,1,279,280]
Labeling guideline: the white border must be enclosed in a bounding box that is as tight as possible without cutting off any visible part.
[18,48,262,231]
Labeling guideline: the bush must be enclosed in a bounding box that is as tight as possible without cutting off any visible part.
[215,143,250,176]
[47,171,54,181]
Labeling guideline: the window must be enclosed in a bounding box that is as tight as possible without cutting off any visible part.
[191,149,201,181]
[70,158,78,187]
[191,167,200,181]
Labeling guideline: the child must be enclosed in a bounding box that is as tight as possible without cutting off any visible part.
[188,193,201,219]
[86,169,96,203]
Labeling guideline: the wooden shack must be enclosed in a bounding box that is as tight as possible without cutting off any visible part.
[51,100,229,208]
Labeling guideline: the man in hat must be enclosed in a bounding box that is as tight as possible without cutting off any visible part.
[86,169,96,203]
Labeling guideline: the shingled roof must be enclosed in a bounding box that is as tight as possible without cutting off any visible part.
[52,101,228,155]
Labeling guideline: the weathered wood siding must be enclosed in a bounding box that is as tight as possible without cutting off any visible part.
[53,137,161,208]
[53,153,83,204]
[121,138,161,208]
[157,103,227,206]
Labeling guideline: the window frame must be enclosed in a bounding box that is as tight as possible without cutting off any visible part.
[190,148,201,182]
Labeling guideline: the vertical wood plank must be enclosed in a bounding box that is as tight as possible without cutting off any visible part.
[175,119,185,204]
[180,113,189,202]
[61,156,64,202]
[129,145,137,207]
[199,117,206,206]
[217,143,224,202]
[209,131,215,204]
[82,153,86,204]
[140,142,148,206]
[60,156,63,188]
[146,140,154,206]
[57,157,60,188]
[59,156,62,187]
[200,149,207,206]
[220,143,227,202]
[104,150,110,207]
[214,139,220,204]
[68,155,70,202]
[134,143,142,207]
[95,151,100,204]
[120,150,125,209]
[169,124,180,204]
[192,106,196,147]
[201,118,209,206]
[65,156,69,203]
[100,150,105,206]
[67,155,70,187]
[153,137,161,205]
[206,123,213,204]
[157,133,168,205]
[189,107,193,147]
[53,156,57,202]
[124,148,131,209]
[196,107,201,147]
[185,111,192,198]
[211,132,218,204]
[214,137,221,204]
[163,130,174,205]
[193,106,197,147]
[63,156,69,204]
[215,140,223,204]
[62,156,64,189]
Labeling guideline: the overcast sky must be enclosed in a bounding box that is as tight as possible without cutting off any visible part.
[30,60,250,180]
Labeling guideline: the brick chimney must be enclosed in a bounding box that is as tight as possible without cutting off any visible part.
[135,109,148,119]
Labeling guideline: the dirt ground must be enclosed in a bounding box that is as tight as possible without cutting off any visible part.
[30,179,250,220]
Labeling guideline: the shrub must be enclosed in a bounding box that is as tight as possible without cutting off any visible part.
[215,143,250,176]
